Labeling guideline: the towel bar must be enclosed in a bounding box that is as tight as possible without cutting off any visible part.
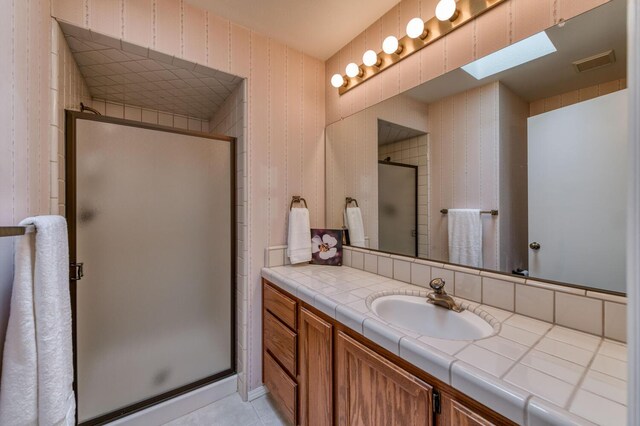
[290,195,308,210]
[440,209,498,216]
[0,225,36,237]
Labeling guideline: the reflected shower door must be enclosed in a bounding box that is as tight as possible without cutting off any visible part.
[68,114,235,424]
[378,161,418,257]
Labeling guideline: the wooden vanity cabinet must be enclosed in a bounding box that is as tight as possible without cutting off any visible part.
[336,331,433,426]
[298,308,333,426]
[438,394,495,426]
[262,281,299,424]
[262,279,514,426]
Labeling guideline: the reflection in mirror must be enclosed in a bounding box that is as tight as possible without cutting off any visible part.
[326,0,627,293]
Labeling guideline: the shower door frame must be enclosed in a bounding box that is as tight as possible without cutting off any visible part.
[377,160,419,258]
[65,111,237,426]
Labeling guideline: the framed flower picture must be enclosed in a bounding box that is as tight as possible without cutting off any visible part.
[310,228,343,266]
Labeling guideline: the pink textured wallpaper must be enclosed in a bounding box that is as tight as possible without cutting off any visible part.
[530,78,627,116]
[0,0,53,372]
[325,0,609,126]
[427,82,500,270]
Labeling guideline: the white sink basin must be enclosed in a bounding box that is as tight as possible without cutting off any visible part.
[370,295,494,340]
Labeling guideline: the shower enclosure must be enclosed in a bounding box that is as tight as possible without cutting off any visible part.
[66,112,236,425]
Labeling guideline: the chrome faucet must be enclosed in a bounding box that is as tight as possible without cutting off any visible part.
[427,278,464,313]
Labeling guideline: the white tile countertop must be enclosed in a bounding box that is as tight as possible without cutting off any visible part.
[261,264,627,426]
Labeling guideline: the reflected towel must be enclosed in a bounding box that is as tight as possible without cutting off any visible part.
[447,209,483,268]
[344,207,365,247]
[287,208,312,264]
[0,216,76,426]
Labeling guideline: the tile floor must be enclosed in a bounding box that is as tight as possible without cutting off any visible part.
[163,393,289,426]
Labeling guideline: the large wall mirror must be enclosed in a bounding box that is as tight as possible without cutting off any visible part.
[326,0,627,294]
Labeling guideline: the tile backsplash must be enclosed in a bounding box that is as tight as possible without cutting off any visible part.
[266,245,627,343]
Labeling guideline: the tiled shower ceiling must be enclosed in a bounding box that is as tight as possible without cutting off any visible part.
[378,119,426,145]
[63,30,241,120]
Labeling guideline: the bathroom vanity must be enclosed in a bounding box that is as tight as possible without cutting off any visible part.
[261,260,627,426]
[262,278,512,426]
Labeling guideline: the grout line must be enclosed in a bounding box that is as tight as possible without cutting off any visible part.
[499,326,548,380]
[564,339,604,410]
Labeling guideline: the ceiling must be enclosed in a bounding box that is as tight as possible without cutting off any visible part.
[378,120,427,146]
[186,0,400,60]
[59,22,242,120]
[407,0,626,104]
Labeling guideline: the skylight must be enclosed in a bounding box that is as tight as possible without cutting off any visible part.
[461,31,557,80]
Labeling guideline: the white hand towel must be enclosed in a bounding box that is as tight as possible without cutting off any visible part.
[287,208,312,264]
[447,209,483,268]
[0,216,76,426]
[344,207,365,247]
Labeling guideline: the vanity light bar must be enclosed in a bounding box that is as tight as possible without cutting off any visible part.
[331,0,508,95]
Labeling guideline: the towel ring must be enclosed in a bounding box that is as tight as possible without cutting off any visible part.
[345,197,359,209]
[290,195,308,210]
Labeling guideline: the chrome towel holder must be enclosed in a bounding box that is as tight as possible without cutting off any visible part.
[0,225,36,238]
[345,197,359,209]
[440,209,498,216]
[290,195,308,210]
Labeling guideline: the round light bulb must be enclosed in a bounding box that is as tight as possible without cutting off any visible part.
[345,62,362,78]
[406,17,425,39]
[435,0,458,21]
[330,73,345,88]
[362,50,379,67]
[382,36,401,55]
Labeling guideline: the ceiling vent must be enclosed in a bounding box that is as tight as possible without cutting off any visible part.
[573,50,616,73]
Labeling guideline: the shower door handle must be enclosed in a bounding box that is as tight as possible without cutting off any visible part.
[70,262,84,281]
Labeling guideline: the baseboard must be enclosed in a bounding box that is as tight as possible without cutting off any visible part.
[106,375,238,426]
[247,385,268,401]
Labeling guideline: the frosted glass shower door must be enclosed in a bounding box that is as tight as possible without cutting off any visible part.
[378,161,418,257]
[70,116,234,423]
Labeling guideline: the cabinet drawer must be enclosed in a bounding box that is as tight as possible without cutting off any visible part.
[264,311,297,376]
[264,351,297,425]
[264,282,297,330]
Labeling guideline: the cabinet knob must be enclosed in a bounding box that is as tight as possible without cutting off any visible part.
[529,242,541,250]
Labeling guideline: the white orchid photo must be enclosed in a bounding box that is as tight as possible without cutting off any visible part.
[310,229,343,265]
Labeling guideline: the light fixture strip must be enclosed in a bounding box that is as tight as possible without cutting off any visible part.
[337,0,508,95]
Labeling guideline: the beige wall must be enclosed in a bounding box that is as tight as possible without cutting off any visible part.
[49,0,326,399]
[325,0,609,126]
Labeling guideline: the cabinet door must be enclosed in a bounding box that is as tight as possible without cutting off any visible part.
[439,393,495,426]
[336,331,433,426]
[298,308,333,426]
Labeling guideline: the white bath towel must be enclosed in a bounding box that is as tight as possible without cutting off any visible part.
[0,216,76,426]
[447,209,483,268]
[287,208,312,264]
[344,207,365,247]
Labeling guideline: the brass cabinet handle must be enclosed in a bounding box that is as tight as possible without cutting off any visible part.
[529,242,541,250]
